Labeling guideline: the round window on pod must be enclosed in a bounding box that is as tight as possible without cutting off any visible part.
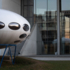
[23,24,29,31]
[8,22,20,30]
[0,21,5,29]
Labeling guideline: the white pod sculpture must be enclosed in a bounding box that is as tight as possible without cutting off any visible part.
[0,9,30,48]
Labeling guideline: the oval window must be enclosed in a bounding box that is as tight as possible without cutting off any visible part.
[19,34,27,39]
[9,22,20,30]
[0,22,5,29]
[23,24,29,31]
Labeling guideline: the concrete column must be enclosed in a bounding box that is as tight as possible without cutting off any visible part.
[57,0,60,55]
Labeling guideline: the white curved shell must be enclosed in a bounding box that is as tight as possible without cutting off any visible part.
[0,9,30,48]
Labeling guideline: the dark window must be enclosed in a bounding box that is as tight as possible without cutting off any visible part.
[0,21,5,29]
[21,0,34,27]
[19,34,27,38]
[8,22,20,30]
[23,24,29,31]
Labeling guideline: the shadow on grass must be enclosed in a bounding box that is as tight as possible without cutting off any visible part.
[0,57,51,70]
[15,57,36,65]
[0,57,36,66]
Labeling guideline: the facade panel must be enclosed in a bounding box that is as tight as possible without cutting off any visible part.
[2,0,21,14]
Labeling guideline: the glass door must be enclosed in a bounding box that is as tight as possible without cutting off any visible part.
[60,0,70,55]
[34,0,57,55]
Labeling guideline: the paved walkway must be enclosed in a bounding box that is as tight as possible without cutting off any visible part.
[27,56,70,61]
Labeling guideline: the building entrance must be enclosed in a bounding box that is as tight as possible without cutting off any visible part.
[34,0,57,55]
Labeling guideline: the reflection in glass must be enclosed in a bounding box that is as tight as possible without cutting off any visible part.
[35,0,57,55]
[48,0,56,11]
[36,0,47,16]
[60,0,70,55]
[9,22,20,30]
[0,22,5,29]
[62,0,70,11]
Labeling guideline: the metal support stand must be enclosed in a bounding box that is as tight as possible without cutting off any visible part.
[0,44,16,68]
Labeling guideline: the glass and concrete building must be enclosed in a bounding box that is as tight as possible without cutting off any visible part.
[0,0,70,56]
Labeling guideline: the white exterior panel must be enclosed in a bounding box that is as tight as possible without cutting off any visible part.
[0,0,21,55]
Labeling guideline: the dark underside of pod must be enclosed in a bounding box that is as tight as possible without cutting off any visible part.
[0,46,11,49]
[14,40,21,43]
[19,34,27,38]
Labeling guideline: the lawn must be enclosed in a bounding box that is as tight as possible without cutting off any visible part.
[0,57,70,70]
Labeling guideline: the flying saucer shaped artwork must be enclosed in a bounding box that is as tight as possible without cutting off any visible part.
[0,9,31,48]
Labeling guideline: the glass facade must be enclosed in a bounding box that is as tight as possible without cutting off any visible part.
[34,0,57,55]
[60,0,70,55]
[21,0,70,55]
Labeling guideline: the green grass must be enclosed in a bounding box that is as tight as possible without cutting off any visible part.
[0,57,70,70]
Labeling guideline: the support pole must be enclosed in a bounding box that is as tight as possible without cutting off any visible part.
[0,44,16,68]
[57,0,60,55]
[13,45,16,64]
[0,45,8,67]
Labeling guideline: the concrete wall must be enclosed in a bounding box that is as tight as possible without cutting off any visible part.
[19,24,44,56]
[19,24,37,56]
[37,24,43,55]
[2,0,21,14]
